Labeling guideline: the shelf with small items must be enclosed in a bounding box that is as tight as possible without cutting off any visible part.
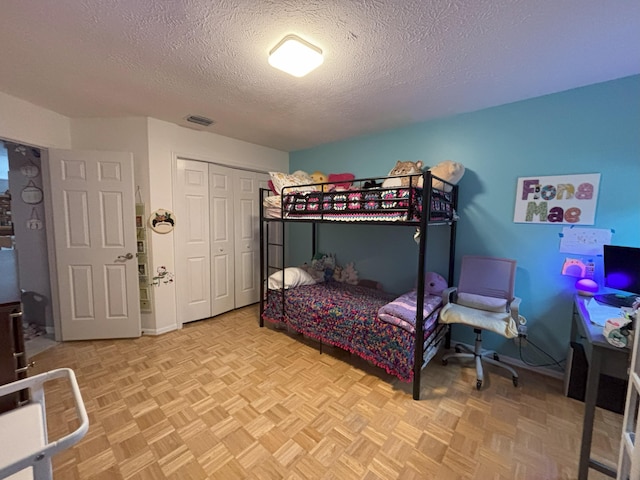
[136,204,152,313]
[0,192,13,237]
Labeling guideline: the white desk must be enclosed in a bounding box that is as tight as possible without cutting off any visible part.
[572,295,631,479]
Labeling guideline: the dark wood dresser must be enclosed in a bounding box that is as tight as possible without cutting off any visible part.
[0,250,27,413]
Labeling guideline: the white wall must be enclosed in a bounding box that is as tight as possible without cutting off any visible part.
[0,91,71,148]
[146,118,288,334]
[70,116,289,334]
[0,97,289,336]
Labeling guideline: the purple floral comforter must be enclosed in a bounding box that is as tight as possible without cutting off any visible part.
[262,282,443,382]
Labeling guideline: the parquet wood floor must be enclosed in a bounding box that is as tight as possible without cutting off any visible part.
[30,305,621,479]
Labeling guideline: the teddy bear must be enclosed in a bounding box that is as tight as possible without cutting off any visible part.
[382,160,424,188]
[310,171,329,192]
[428,160,465,192]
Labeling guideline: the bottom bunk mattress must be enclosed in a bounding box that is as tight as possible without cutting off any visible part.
[262,282,444,382]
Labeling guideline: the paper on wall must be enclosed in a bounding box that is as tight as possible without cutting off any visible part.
[559,227,612,255]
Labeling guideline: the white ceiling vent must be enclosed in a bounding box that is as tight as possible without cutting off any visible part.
[185,115,215,127]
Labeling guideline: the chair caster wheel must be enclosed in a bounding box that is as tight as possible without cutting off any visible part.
[512,376,518,387]
[442,359,448,366]
[476,380,482,390]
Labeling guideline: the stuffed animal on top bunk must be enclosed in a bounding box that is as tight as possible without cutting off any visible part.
[427,160,465,192]
[381,160,425,188]
[327,173,355,191]
[310,171,356,192]
[310,171,329,191]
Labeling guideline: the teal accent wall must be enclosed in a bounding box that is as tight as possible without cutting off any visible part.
[289,75,640,368]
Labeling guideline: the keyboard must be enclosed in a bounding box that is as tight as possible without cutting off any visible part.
[594,293,636,309]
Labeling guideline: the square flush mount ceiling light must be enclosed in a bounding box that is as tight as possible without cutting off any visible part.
[268,34,323,77]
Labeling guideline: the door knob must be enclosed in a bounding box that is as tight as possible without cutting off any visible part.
[117,253,134,261]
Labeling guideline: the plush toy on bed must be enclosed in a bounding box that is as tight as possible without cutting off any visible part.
[328,172,355,191]
[424,271,448,296]
[311,171,329,192]
[309,252,336,281]
[332,262,359,284]
[381,160,424,188]
[428,160,465,192]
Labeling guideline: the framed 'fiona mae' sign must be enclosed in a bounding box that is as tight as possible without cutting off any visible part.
[513,173,601,225]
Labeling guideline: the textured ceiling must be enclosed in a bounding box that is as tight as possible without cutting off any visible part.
[0,0,638,152]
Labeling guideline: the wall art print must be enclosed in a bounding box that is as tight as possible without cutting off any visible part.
[513,173,600,225]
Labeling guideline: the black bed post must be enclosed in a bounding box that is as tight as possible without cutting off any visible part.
[312,222,317,257]
[413,171,431,400]
[259,188,266,327]
[444,184,459,349]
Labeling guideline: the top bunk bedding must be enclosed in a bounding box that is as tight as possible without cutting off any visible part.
[262,171,457,224]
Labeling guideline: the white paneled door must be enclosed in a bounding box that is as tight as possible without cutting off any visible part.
[175,159,212,324]
[47,149,141,340]
[209,164,235,316]
[234,171,267,308]
[175,159,268,324]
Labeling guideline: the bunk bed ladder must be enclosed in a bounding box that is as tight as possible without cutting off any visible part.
[259,188,285,327]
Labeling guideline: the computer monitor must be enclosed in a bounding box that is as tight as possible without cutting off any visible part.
[594,245,640,308]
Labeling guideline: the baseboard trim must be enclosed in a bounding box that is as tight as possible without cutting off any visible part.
[141,324,178,336]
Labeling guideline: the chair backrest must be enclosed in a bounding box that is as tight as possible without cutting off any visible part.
[457,255,517,301]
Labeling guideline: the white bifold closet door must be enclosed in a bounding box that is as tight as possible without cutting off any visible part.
[233,168,269,309]
[175,159,267,325]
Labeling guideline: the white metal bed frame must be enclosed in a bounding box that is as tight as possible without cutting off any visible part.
[0,368,88,480]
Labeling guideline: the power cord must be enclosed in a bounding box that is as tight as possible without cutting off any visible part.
[518,335,565,369]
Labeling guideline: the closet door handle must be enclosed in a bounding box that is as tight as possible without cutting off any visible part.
[117,253,135,261]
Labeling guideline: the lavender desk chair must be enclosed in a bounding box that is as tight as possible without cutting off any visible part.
[439,255,521,390]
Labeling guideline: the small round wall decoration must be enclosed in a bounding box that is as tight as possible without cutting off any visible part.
[21,180,43,204]
[20,159,40,178]
[149,209,175,234]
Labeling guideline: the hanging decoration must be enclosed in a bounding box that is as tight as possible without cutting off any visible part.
[14,145,27,156]
[151,266,175,286]
[149,208,175,234]
[21,180,43,205]
[20,159,40,178]
[26,207,43,230]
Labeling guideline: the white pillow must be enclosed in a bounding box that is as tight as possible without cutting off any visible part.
[269,171,317,195]
[268,267,316,290]
[457,292,507,312]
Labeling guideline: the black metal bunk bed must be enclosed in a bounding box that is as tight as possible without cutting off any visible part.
[259,170,458,400]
